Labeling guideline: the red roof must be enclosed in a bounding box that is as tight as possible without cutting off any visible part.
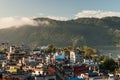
[73,64,89,76]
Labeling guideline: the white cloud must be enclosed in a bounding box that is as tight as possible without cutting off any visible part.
[1,10,120,29]
[0,17,49,29]
[39,13,44,16]
[47,16,68,21]
[75,10,120,18]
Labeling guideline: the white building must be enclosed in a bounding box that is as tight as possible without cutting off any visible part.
[70,51,76,64]
[70,50,83,65]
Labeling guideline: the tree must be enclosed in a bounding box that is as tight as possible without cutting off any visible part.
[99,58,118,72]
[64,50,70,58]
[45,44,55,53]
[0,48,7,53]
[83,46,98,58]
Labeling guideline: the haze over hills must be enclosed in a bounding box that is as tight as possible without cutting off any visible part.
[0,17,120,47]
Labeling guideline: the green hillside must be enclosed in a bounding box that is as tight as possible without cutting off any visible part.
[0,17,120,47]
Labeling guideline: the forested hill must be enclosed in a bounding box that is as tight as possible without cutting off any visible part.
[0,17,120,47]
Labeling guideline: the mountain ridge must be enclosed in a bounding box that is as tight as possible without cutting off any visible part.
[0,17,120,47]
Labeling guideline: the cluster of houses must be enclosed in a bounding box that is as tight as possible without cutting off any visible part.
[0,44,119,80]
[0,45,56,80]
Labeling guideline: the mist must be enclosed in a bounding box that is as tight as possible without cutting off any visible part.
[0,17,50,29]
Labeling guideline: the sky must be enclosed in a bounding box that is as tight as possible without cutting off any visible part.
[0,0,120,18]
[0,0,120,28]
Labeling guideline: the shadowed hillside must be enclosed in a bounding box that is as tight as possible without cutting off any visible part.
[0,17,120,47]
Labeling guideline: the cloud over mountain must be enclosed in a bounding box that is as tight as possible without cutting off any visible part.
[47,16,68,21]
[1,10,120,29]
[0,17,49,29]
[75,10,120,18]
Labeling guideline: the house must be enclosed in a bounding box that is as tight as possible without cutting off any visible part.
[0,52,7,67]
[73,64,89,77]
[7,52,26,60]
[70,51,76,64]
[70,50,84,65]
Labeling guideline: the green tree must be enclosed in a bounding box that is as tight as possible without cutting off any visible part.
[45,44,55,53]
[64,50,70,58]
[99,58,118,72]
[0,48,7,53]
[83,46,98,58]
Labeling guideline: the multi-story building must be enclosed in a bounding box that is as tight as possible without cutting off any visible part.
[70,49,84,65]
[7,46,26,61]
[0,52,7,67]
[7,52,26,60]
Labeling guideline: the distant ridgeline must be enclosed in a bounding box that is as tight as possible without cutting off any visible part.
[0,17,120,47]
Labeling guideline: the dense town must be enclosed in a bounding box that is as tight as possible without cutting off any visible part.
[0,43,120,80]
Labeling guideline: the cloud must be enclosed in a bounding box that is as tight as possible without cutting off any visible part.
[75,10,120,18]
[47,16,68,21]
[35,19,50,25]
[1,10,120,29]
[39,13,44,16]
[0,17,49,29]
